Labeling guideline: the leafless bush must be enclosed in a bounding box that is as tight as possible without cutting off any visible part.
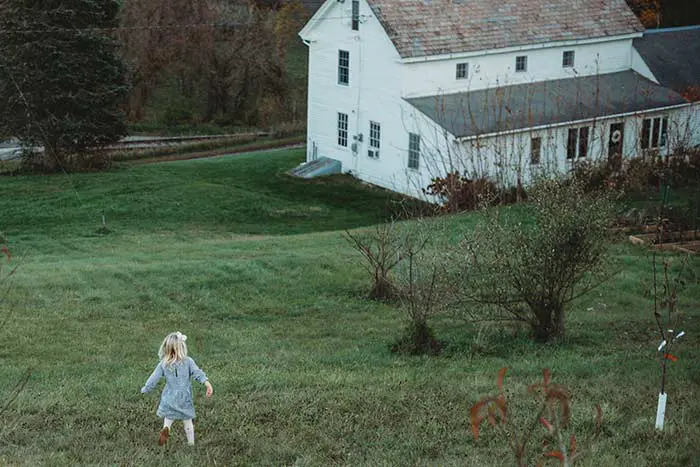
[391,224,453,355]
[423,173,500,213]
[345,222,405,301]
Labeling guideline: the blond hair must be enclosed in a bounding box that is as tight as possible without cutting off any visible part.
[158,332,188,367]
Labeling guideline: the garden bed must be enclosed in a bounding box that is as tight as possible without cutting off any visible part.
[629,229,700,254]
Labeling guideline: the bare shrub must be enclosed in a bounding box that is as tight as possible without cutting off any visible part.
[347,219,455,353]
[667,147,700,188]
[391,225,452,355]
[572,148,700,196]
[345,222,404,301]
[569,161,615,193]
[457,179,616,342]
[423,172,499,213]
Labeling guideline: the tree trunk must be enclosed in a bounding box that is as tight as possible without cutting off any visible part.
[532,304,565,342]
[369,274,395,301]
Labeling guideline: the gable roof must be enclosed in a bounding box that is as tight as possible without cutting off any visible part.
[406,70,687,138]
[633,26,700,94]
[300,0,325,13]
[367,0,644,59]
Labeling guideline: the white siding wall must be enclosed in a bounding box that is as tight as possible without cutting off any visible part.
[304,0,433,197]
[673,103,700,149]
[304,0,361,171]
[407,106,698,191]
[303,6,698,201]
[631,48,657,83]
[403,39,635,98]
[692,104,700,148]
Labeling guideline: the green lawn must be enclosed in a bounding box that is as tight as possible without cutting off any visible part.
[1,149,699,466]
[0,149,404,243]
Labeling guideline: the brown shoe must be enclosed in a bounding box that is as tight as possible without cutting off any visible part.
[159,426,170,446]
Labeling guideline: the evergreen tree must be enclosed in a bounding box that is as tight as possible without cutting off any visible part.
[0,0,128,170]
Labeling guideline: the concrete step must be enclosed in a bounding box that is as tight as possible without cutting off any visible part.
[288,157,342,179]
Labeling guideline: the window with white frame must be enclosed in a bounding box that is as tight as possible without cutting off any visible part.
[530,137,541,165]
[562,50,575,68]
[351,0,359,31]
[641,116,669,150]
[338,50,349,85]
[456,62,468,80]
[337,112,348,147]
[408,133,420,169]
[566,127,589,159]
[515,55,527,72]
[368,121,380,158]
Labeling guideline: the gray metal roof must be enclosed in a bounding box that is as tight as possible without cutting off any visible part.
[634,26,700,94]
[405,71,688,138]
[367,0,643,59]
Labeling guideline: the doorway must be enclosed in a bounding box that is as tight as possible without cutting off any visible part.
[608,122,624,171]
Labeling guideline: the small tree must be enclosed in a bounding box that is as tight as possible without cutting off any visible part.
[345,222,405,301]
[391,226,452,355]
[0,0,128,171]
[457,179,616,341]
[471,368,602,466]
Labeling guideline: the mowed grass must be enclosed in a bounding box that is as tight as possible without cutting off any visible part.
[0,148,405,244]
[1,149,700,466]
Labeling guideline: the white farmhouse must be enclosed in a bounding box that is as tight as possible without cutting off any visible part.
[298,0,700,198]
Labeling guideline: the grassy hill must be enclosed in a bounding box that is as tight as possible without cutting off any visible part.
[1,149,699,465]
[0,149,405,243]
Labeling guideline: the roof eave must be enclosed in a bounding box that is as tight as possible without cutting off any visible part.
[299,0,336,41]
[454,102,692,141]
[399,32,644,63]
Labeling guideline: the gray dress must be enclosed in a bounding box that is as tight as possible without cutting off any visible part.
[141,357,208,420]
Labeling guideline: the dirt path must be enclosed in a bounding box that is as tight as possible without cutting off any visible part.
[125,139,305,165]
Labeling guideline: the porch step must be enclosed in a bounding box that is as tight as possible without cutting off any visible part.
[288,157,342,179]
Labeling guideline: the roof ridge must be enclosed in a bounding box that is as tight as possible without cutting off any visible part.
[644,25,700,34]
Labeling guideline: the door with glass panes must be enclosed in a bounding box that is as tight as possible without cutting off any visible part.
[608,122,624,171]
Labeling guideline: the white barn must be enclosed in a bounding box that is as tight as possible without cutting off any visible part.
[298,0,700,198]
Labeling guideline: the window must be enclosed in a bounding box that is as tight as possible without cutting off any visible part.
[567,129,577,159]
[351,0,359,31]
[641,119,650,148]
[337,112,348,147]
[408,133,421,169]
[641,116,669,149]
[338,50,349,85]
[530,137,541,165]
[368,121,380,158]
[578,127,589,158]
[515,55,527,72]
[562,50,575,68]
[456,62,469,80]
[567,127,589,159]
[661,118,668,146]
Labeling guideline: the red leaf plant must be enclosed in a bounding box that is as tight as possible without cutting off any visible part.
[470,367,508,440]
[1,245,10,261]
[470,368,602,467]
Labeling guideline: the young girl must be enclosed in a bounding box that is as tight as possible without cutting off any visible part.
[141,331,213,446]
